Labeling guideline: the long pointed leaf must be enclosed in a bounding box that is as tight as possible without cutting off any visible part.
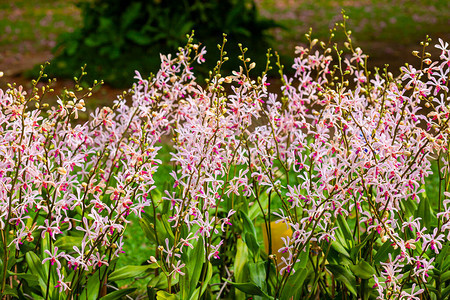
[100,288,137,300]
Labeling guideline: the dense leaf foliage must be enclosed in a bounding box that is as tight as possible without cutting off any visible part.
[48,0,277,87]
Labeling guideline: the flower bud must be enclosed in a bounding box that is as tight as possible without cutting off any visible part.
[148,256,157,264]
[75,99,85,110]
[57,167,67,175]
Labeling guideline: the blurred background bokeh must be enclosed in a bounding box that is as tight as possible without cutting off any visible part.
[1,0,449,93]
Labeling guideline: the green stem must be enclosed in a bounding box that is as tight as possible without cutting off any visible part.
[45,263,52,300]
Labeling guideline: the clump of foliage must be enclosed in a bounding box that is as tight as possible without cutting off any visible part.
[3,15,450,299]
[46,0,278,87]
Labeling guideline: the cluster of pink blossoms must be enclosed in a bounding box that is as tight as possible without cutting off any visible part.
[132,37,450,298]
[2,31,450,298]
[0,78,166,288]
[0,45,206,291]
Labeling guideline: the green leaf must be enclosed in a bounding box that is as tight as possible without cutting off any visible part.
[443,284,450,299]
[84,36,104,47]
[280,268,309,300]
[298,242,310,269]
[182,236,205,298]
[98,17,114,31]
[100,288,137,300]
[6,255,16,272]
[54,236,83,251]
[326,264,357,296]
[337,214,353,247]
[188,262,213,300]
[436,243,449,268]
[160,214,175,242]
[126,30,153,45]
[330,240,350,258]
[201,262,213,296]
[350,235,370,261]
[235,238,249,299]
[425,285,439,298]
[148,272,177,290]
[108,265,155,282]
[415,194,433,229]
[442,255,450,272]
[2,285,18,297]
[374,241,395,264]
[225,280,272,298]
[140,211,174,245]
[156,290,178,300]
[441,270,450,282]
[147,286,157,300]
[188,288,200,300]
[400,197,418,218]
[80,273,101,300]
[245,232,260,258]
[7,271,39,288]
[235,238,249,283]
[26,251,47,294]
[249,193,268,220]
[248,261,266,290]
[139,213,157,244]
[41,233,51,279]
[349,260,376,279]
[240,210,257,236]
[121,2,142,29]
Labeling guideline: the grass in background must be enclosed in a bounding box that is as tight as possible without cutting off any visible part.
[3,0,449,56]
[2,0,449,79]
[0,0,79,53]
[256,0,450,52]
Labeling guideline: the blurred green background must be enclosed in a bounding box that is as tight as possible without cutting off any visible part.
[1,0,449,91]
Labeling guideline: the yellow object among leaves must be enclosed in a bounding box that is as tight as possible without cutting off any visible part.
[262,221,293,258]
